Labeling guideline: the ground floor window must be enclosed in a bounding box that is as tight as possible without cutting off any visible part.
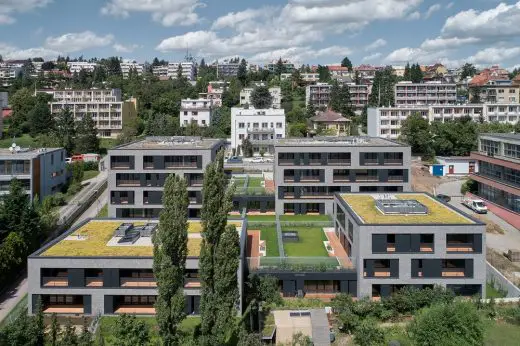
[304,280,340,293]
[477,182,520,213]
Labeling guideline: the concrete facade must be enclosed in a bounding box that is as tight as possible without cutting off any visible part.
[306,83,331,107]
[334,193,487,298]
[274,137,411,215]
[180,98,214,127]
[395,81,457,106]
[107,137,224,219]
[0,148,68,200]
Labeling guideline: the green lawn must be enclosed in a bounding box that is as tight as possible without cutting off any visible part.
[0,294,27,328]
[282,227,328,257]
[260,227,280,257]
[247,215,276,222]
[99,316,200,345]
[486,282,507,299]
[100,138,118,150]
[0,134,38,148]
[97,204,108,218]
[280,215,331,222]
[82,170,100,181]
[484,320,520,346]
[248,177,264,188]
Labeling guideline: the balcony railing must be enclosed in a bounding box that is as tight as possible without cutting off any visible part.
[388,176,404,182]
[284,176,295,182]
[308,159,322,166]
[42,277,69,287]
[111,164,132,169]
[328,160,351,166]
[247,257,354,272]
[188,180,203,187]
[86,277,103,287]
[441,269,466,277]
[364,270,392,278]
[384,160,403,165]
[420,243,434,252]
[333,175,350,183]
[446,243,475,253]
[355,176,378,182]
[184,278,201,288]
[300,176,321,182]
[120,277,157,288]
[117,180,140,187]
[278,159,294,165]
[363,159,379,165]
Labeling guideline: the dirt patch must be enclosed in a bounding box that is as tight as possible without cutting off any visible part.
[473,215,505,234]
[411,160,456,194]
[487,247,520,286]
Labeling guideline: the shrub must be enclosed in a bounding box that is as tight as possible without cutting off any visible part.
[461,179,477,195]
[52,192,66,206]
[353,318,385,346]
[83,161,99,171]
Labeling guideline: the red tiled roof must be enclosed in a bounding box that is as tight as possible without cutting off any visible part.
[2,108,12,118]
[328,66,349,71]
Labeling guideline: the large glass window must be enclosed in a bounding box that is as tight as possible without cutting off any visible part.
[480,139,500,155]
[504,143,520,159]
[477,182,520,213]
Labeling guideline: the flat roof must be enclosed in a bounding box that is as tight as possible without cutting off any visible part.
[480,133,520,142]
[37,219,244,258]
[111,136,223,150]
[339,193,477,225]
[0,147,63,157]
[275,136,405,147]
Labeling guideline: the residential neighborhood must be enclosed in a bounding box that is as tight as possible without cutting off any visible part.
[1,1,520,346]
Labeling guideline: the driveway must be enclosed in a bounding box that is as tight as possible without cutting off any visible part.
[436,179,520,253]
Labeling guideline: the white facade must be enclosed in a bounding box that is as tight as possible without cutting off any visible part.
[395,81,457,106]
[67,62,98,73]
[0,65,22,87]
[37,89,136,138]
[231,108,286,154]
[0,92,7,108]
[216,63,240,77]
[167,62,196,81]
[368,103,520,140]
[180,99,214,127]
[152,65,168,77]
[240,87,281,109]
[430,157,479,176]
[281,73,320,83]
[120,62,144,79]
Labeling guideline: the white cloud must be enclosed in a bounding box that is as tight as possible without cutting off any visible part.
[362,52,382,62]
[211,8,276,30]
[446,2,454,10]
[101,0,204,26]
[0,42,61,60]
[442,2,520,39]
[420,37,480,51]
[156,31,218,52]
[407,11,420,20]
[365,38,387,51]
[113,43,140,53]
[425,4,441,18]
[467,47,520,65]
[45,31,114,53]
[0,0,51,25]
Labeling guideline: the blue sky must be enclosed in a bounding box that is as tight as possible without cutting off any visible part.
[1,0,520,69]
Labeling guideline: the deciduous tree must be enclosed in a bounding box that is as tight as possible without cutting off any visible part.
[399,112,433,157]
[75,115,99,154]
[114,314,150,346]
[55,107,76,155]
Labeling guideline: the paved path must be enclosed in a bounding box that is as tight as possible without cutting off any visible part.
[436,179,520,253]
[0,277,27,324]
[246,230,261,269]
[324,229,352,269]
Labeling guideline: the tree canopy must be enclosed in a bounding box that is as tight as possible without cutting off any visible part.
[250,86,273,109]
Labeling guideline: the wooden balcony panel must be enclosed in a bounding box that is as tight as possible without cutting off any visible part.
[442,271,465,277]
[420,245,434,252]
[86,278,103,287]
[386,245,396,252]
[42,278,69,287]
[446,246,474,252]
[115,306,156,314]
[120,278,157,288]
[44,305,84,314]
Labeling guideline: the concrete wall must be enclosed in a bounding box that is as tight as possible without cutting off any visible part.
[486,262,520,298]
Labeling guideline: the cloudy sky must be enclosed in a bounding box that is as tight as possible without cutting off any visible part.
[1,0,520,68]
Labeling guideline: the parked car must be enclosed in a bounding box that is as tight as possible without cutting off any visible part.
[436,194,451,203]
[226,156,243,164]
[462,197,488,214]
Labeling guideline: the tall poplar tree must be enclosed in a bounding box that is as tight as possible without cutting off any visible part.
[199,150,236,345]
[75,114,99,154]
[153,174,189,346]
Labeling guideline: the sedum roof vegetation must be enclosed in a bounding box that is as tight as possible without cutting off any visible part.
[42,220,243,257]
[340,194,474,225]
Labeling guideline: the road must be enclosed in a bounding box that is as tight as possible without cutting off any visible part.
[0,171,108,324]
[436,179,520,253]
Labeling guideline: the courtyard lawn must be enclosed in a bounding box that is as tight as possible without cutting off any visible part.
[484,320,520,346]
[82,170,100,181]
[247,215,276,222]
[248,177,264,188]
[280,215,331,222]
[259,227,280,257]
[282,227,328,257]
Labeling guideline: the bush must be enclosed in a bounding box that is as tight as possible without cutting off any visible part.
[382,286,455,315]
[82,161,99,171]
[408,301,483,346]
[461,179,478,195]
[353,318,385,346]
[52,192,66,206]
[66,182,81,196]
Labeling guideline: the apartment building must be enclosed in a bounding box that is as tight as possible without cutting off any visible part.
[306,83,332,107]
[0,148,68,200]
[27,218,246,316]
[266,61,295,74]
[347,83,369,109]
[334,192,486,298]
[0,91,7,108]
[231,108,286,155]
[38,88,137,138]
[0,65,22,87]
[395,81,457,106]
[180,98,214,127]
[216,62,240,77]
[368,104,520,140]
[198,80,228,107]
[167,62,196,81]
[108,137,224,219]
[473,80,520,104]
[120,62,144,79]
[470,134,520,217]
[152,65,168,78]
[281,73,320,84]
[274,137,411,215]
[240,87,282,109]
[67,62,98,73]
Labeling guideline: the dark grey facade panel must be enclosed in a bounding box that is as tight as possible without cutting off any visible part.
[68,269,85,288]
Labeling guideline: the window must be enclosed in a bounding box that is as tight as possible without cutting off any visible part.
[505,143,520,159]
[201,120,206,125]
[184,120,188,124]
[238,122,245,128]
[253,122,259,128]
[51,154,54,165]
[276,122,282,128]
[184,111,188,115]
[276,134,282,138]
[262,122,268,128]
[480,139,500,155]
[239,134,245,140]
[192,111,198,115]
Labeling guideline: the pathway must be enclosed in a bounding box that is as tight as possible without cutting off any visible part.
[0,278,27,324]
[246,230,261,269]
[324,229,352,269]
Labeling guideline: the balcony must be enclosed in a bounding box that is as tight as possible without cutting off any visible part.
[384,160,403,165]
[419,243,434,252]
[363,159,379,165]
[86,277,103,287]
[364,270,391,278]
[117,180,140,187]
[328,160,351,166]
[120,277,157,288]
[184,278,201,288]
[441,269,466,277]
[446,243,475,253]
[333,175,350,183]
[355,175,378,182]
[284,176,295,183]
[279,159,294,166]
[188,179,203,187]
[300,176,321,183]
[42,277,68,287]
[388,175,404,182]
[247,128,274,134]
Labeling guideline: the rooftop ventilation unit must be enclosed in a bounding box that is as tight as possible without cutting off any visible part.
[375,199,428,215]
[114,223,134,237]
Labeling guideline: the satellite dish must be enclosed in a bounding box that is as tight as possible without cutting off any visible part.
[11,143,16,148]
[15,146,21,152]
[8,146,13,152]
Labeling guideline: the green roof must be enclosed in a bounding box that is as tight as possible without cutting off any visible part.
[340,193,475,225]
[42,219,243,257]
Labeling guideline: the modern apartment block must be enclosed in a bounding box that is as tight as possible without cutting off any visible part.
[240,87,282,109]
[67,62,98,73]
[27,218,247,316]
[38,88,137,138]
[274,137,411,215]
[231,108,286,155]
[120,62,144,79]
[266,60,296,74]
[368,104,520,139]
[0,148,68,200]
[216,62,240,77]
[281,73,320,84]
[306,83,331,107]
[180,99,215,127]
[394,81,457,106]
[334,193,486,298]
[474,80,520,104]
[347,83,369,109]
[470,134,520,215]
[167,62,196,81]
[0,91,7,108]
[0,64,22,87]
[108,137,225,219]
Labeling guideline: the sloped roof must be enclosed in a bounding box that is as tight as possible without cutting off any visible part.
[310,110,350,123]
